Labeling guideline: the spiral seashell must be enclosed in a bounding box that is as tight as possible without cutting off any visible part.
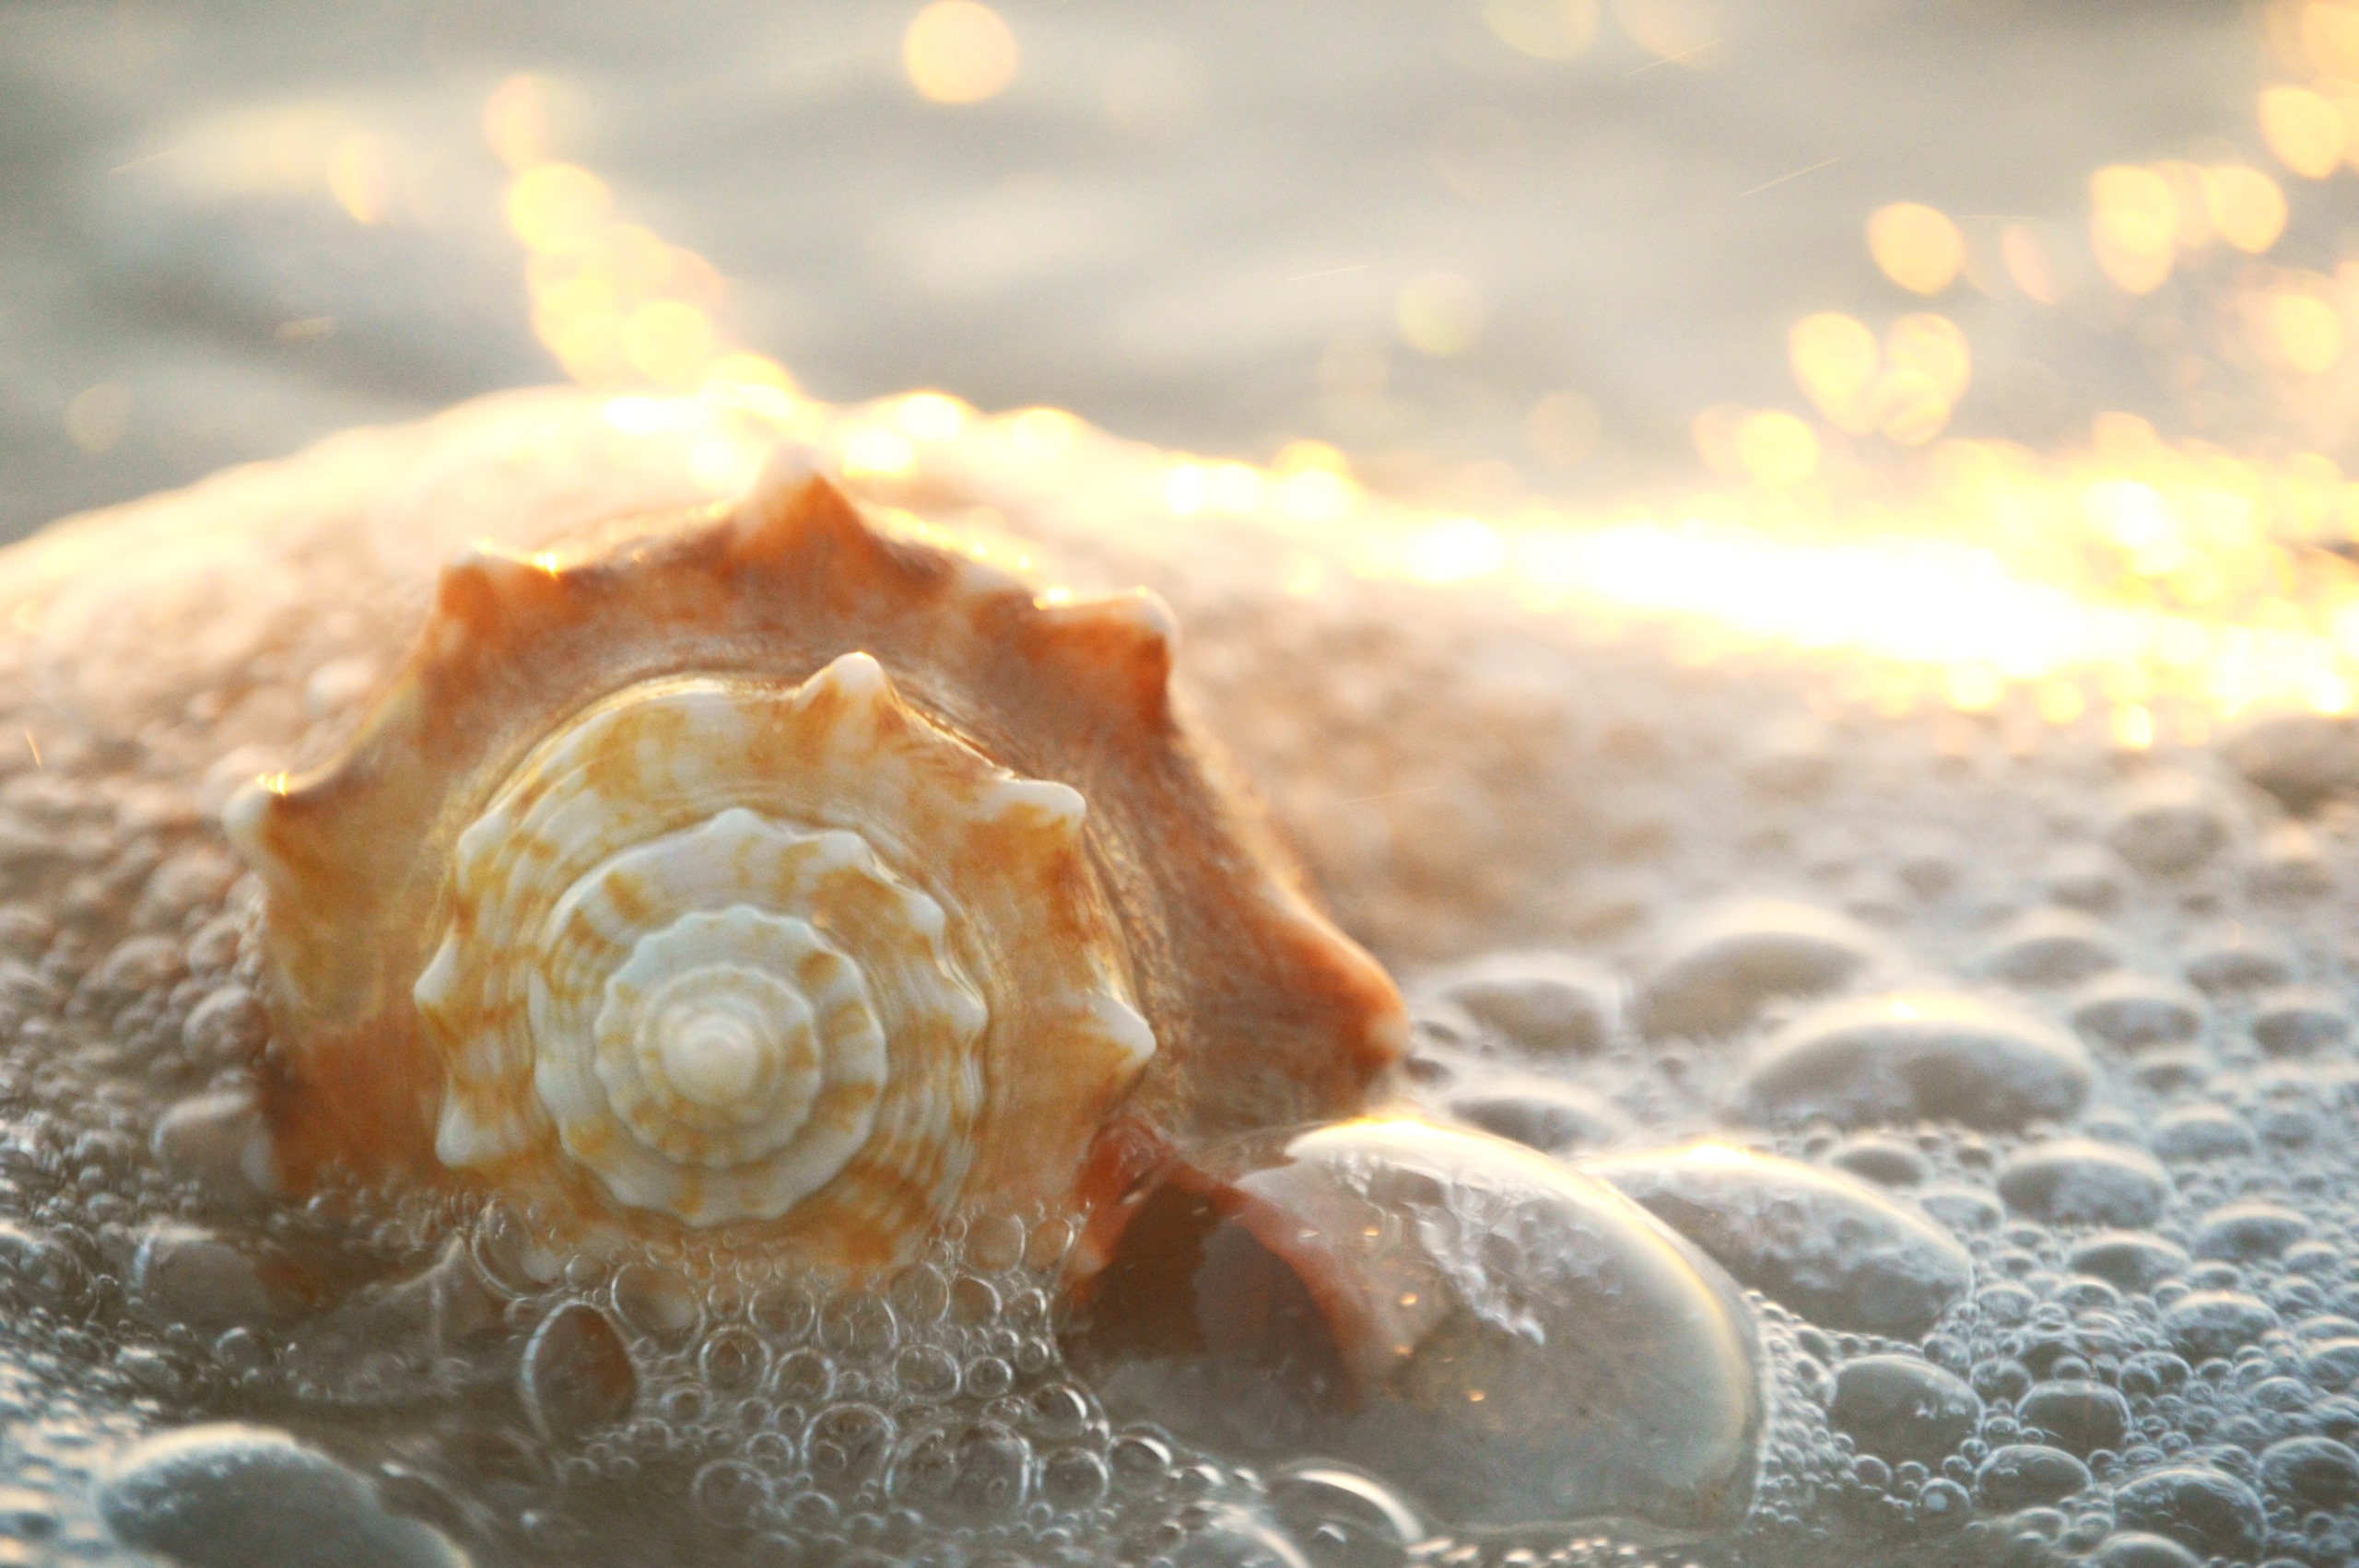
[225,458,1403,1270]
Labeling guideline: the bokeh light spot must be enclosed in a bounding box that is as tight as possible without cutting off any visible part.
[1211,462,1264,511]
[2303,0,2359,82]
[1887,313,1970,403]
[1734,411,1819,485]
[327,135,395,226]
[904,2,1020,105]
[505,164,613,253]
[2260,290,2345,373]
[1273,441,1358,521]
[454,73,2359,751]
[483,75,557,171]
[2206,165,2290,252]
[1005,407,1078,461]
[536,294,628,383]
[1483,0,1600,59]
[1876,372,1952,446]
[2260,84,2345,177]
[1867,203,1964,296]
[1612,0,1721,64]
[623,300,718,387]
[1275,440,1350,475]
[893,392,968,441]
[1790,311,1880,433]
[1691,404,1744,474]
[2034,679,2087,725]
[1395,273,1485,356]
[1942,664,2002,711]
[2090,165,2177,294]
[64,383,130,456]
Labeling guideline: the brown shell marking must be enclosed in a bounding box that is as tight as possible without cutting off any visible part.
[225,455,1404,1264]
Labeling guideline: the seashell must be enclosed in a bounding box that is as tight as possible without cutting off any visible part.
[222,457,1404,1270]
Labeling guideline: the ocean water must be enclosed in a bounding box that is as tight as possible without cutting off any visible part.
[0,0,2259,537]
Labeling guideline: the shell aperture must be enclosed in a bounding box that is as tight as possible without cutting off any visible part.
[417,654,1149,1237]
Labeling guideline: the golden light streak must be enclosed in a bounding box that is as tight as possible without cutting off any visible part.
[995,410,1071,463]
[893,392,967,441]
[841,427,918,479]
[482,65,2359,740]
[644,376,2359,730]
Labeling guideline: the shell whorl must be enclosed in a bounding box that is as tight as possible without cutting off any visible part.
[225,458,1403,1269]
[417,656,1156,1233]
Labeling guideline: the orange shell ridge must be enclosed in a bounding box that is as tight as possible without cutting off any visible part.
[223,454,1404,1271]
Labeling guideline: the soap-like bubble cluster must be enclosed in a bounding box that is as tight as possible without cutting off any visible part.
[20,554,2359,1567]
[1370,690,2359,1568]
[472,1206,1144,1565]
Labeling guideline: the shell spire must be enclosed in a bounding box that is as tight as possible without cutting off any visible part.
[226,455,1402,1269]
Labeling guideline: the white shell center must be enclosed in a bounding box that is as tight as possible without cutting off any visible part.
[618,952,824,1140]
[568,884,898,1199]
[655,993,791,1108]
[415,659,1156,1236]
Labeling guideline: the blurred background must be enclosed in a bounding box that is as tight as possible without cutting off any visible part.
[0,0,2311,542]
